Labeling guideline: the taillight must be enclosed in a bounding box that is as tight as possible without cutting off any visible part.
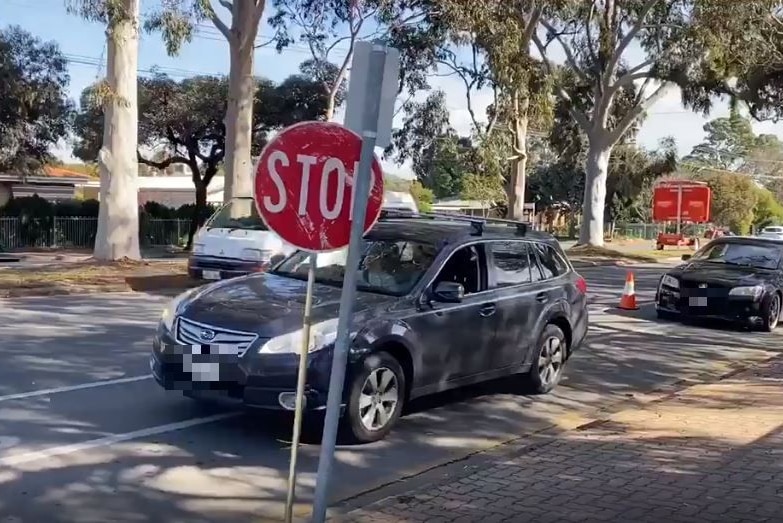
[575,276,587,294]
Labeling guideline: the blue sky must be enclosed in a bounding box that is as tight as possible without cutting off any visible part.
[7,0,783,176]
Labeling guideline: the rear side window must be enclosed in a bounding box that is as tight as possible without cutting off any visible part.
[531,243,568,280]
[489,241,532,287]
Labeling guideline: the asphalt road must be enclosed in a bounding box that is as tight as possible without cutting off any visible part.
[0,265,780,522]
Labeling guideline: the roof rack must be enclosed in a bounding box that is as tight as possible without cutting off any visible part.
[378,209,528,236]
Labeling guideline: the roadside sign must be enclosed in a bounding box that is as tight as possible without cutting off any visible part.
[342,41,400,149]
[253,121,385,252]
[653,181,711,223]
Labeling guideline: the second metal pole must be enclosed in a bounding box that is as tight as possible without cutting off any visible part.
[311,43,389,523]
[284,252,318,523]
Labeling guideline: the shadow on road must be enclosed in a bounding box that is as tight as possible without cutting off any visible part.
[0,266,781,521]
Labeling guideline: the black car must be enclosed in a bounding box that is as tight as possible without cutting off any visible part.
[656,236,783,331]
[151,212,589,442]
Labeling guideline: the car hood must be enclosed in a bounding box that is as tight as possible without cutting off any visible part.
[671,261,776,286]
[179,273,399,336]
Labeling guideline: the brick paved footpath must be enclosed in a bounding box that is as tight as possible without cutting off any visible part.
[334,358,783,523]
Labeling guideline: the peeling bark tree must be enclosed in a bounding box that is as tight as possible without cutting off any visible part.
[146,0,267,203]
[435,0,554,220]
[531,0,684,246]
[66,0,142,260]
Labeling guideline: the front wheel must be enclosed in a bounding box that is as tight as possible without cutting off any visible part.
[760,293,781,332]
[342,351,405,443]
[522,324,567,394]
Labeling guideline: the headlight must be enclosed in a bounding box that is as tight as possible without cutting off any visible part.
[661,274,679,289]
[259,319,341,355]
[192,243,205,254]
[241,248,272,262]
[729,285,764,299]
[160,289,197,331]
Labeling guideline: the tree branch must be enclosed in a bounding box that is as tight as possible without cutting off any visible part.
[604,0,660,82]
[539,19,591,84]
[607,82,671,144]
[531,33,591,132]
[137,151,189,170]
[207,0,231,39]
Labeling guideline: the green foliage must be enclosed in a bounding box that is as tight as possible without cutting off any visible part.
[752,187,783,229]
[683,109,761,170]
[409,181,434,212]
[697,171,758,235]
[0,26,74,175]
[460,172,505,210]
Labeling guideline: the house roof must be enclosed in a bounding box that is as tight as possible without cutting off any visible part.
[43,166,92,180]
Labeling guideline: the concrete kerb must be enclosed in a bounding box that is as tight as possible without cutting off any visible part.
[324,353,783,521]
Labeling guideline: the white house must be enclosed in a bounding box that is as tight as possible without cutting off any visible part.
[79,176,226,208]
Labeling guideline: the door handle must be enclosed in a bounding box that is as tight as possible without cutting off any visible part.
[479,304,496,317]
[535,292,548,303]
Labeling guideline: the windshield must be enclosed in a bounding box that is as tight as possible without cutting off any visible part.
[271,239,438,296]
[205,197,267,231]
[691,242,782,270]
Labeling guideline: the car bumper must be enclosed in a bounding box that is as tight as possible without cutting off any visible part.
[656,288,765,325]
[187,255,268,281]
[150,325,345,412]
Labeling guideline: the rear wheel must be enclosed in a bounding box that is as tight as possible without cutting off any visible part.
[342,352,405,443]
[522,324,567,394]
[760,293,781,332]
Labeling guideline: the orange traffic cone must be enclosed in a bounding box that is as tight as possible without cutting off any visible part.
[618,271,639,310]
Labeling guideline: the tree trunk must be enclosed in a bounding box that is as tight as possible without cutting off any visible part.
[188,180,207,251]
[579,138,613,246]
[223,14,259,205]
[506,94,529,221]
[94,0,141,261]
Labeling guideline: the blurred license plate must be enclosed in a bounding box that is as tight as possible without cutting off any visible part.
[689,297,707,307]
[184,361,221,382]
[202,270,220,280]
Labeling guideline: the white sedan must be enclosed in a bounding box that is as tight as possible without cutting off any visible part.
[759,226,783,240]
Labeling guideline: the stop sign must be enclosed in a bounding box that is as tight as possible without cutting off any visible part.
[254,121,385,252]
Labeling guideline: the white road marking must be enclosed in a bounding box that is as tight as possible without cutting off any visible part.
[0,412,240,467]
[0,375,153,403]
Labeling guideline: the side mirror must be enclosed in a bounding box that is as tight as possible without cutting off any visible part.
[432,281,465,303]
[681,254,692,261]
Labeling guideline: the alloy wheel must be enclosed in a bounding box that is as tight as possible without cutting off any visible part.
[358,367,399,432]
[770,295,781,329]
[538,336,564,386]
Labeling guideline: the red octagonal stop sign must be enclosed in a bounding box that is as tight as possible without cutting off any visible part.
[253,121,384,252]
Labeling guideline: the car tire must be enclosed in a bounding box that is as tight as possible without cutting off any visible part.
[341,351,406,443]
[522,324,567,395]
[760,292,781,332]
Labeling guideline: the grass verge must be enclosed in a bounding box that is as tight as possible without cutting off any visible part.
[567,244,677,264]
[0,259,202,298]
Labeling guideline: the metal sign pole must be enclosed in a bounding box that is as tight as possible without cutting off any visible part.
[676,185,683,235]
[310,43,389,523]
[284,252,318,523]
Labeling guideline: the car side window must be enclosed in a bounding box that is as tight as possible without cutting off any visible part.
[433,244,485,295]
[531,243,566,280]
[489,241,533,287]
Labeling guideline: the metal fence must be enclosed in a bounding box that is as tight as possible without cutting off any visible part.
[0,216,191,250]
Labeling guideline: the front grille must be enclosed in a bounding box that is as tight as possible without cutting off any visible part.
[176,317,258,357]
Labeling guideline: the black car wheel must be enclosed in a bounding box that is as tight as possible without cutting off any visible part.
[342,351,405,443]
[522,324,567,394]
[760,293,781,332]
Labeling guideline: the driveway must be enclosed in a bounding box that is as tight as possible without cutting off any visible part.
[0,267,779,522]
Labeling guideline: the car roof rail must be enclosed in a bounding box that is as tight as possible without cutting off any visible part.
[378,209,529,236]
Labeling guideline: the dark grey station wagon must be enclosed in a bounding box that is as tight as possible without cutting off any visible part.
[151,212,590,442]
